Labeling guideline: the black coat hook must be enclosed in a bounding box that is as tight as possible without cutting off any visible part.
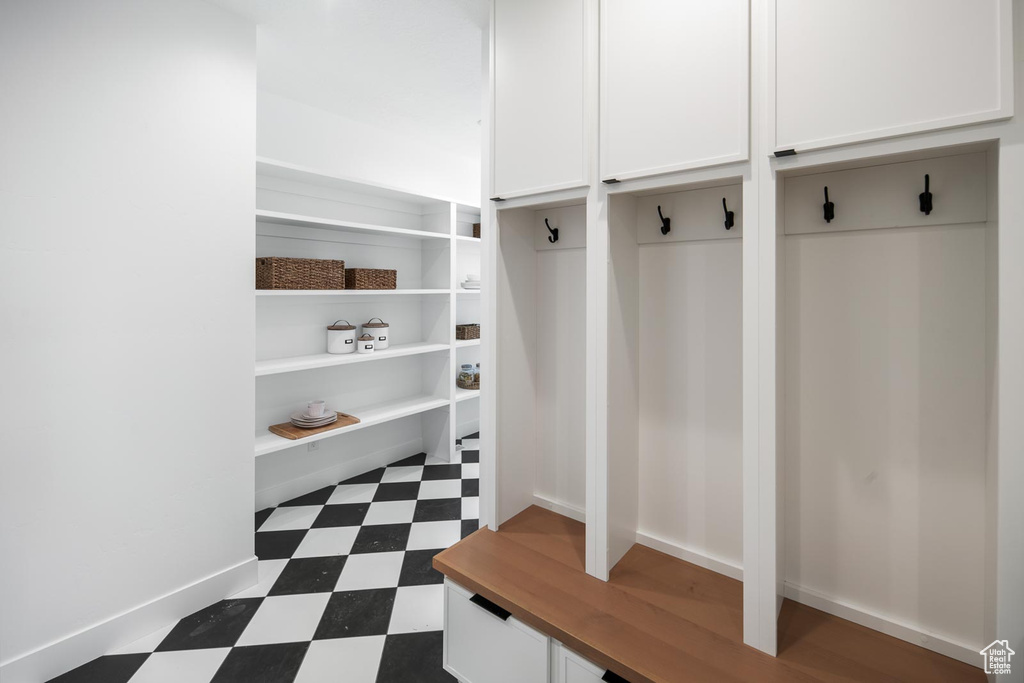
[722,198,735,230]
[823,186,835,223]
[657,205,671,235]
[919,174,933,215]
[544,218,559,243]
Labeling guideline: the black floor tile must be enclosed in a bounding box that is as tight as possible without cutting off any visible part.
[391,452,427,467]
[47,654,149,683]
[255,508,275,532]
[314,588,397,639]
[413,498,462,523]
[459,449,479,463]
[311,503,370,528]
[340,467,386,485]
[421,464,462,481]
[373,482,420,502]
[211,642,309,683]
[279,486,335,507]
[398,549,445,587]
[268,556,347,596]
[463,432,479,440]
[461,479,479,497]
[155,598,263,652]
[255,530,307,560]
[461,519,479,539]
[376,632,453,683]
[351,523,411,554]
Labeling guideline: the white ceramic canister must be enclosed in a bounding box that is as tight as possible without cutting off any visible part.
[357,333,375,354]
[326,320,357,354]
[362,317,390,350]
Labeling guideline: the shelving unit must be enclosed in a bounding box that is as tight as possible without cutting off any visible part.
[254,158,481,508]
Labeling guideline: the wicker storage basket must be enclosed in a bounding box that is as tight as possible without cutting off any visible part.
[345,268,397,290]
[472,223,481,239]
[256,257,345,290]
[457,377,480,390]
[456,324,480,340]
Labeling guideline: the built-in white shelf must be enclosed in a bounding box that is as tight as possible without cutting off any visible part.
[456,339,481,348]
[455,388,480,403]
[256,289,450,297]
[456,235,481,243]
[256,209,451,241]
[255,394,451,458]
[456,289,481,295]
[256,342,450,377]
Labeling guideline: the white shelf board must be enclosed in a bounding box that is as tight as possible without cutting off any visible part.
[455,387,480,403]
[255,394,451,458]
[456,339,481,348]
[256,342,450,377]
[256,289,450,297]
[456,235,481,243]
[456,289,481,295]
[256,209,451,241]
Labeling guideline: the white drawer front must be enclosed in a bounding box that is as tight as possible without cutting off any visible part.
[554,642,607,683]
[444,580,550,683]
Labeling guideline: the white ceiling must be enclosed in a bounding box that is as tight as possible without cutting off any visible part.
[211,0,487,160]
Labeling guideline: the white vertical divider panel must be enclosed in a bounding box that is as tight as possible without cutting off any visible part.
[746,0,778,655]
[480,10,498,531]
[446,203,459,462]
[604,194,640,573]
[601,0,749,181]
[771,0,1013,153]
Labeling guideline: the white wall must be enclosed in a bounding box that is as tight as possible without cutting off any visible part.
[258,90,481,207]
[0,2,257,680]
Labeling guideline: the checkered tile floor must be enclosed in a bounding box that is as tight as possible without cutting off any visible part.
[49,436,480,683]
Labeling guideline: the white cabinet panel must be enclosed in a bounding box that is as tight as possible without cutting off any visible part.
[774,0,1012,152]
[553,643,606,683]
[602,0,749,180]
[493,0,588,198]
[444,580,550,683]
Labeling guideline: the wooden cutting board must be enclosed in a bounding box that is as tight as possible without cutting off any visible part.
[268,412,360,440]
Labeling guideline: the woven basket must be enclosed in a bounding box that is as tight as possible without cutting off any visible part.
[457,377,480,391]
[456,324,480,340]
[345,268,397,290]
[256,257,345,290]
[472,223,481,239]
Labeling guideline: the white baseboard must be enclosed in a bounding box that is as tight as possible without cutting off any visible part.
[0,556,257,683]
[456,419,480,440]
[634,530,744,581]
[532,493,586,523]
[782,582,983,668]
[256,437,422,509]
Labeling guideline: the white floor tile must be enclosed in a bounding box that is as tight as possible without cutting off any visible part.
[327,483,377,505]
[292,527,359,559]
[460,439,479,450]
[232,559,289,598]
[462,497,479,520]
[406,521,462,551]
[363,500,416,525]
[334,551,405,591]
[128,648,230,682]
[235,593,331,646]
[388,585,444,634]
[380,466,423,484]
[294,636,386,683]
[259,506,322,532]
[417,480,462,500]
[461,463,479,479]
[113,623,176,655]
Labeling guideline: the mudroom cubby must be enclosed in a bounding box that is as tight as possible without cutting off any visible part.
[600,179,745,579]
[776,147,998,664]
[494,201,588,532]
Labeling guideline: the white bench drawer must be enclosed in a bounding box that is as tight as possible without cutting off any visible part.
[444,579,550,683]
[553,642,610,683]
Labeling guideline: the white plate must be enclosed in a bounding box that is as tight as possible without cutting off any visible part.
[291,410,336,421]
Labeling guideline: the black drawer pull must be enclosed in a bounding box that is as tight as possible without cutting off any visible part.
[602,671,630,683]
[470,593,511,621]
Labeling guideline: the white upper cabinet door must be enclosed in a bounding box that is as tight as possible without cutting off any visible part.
[773,0,1013,153]
[492,0,589,199]
[601,0,749,181]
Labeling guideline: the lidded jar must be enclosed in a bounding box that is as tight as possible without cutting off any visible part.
[326,320,357,355]
[362,318,390,349]
[357,333,375,354]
